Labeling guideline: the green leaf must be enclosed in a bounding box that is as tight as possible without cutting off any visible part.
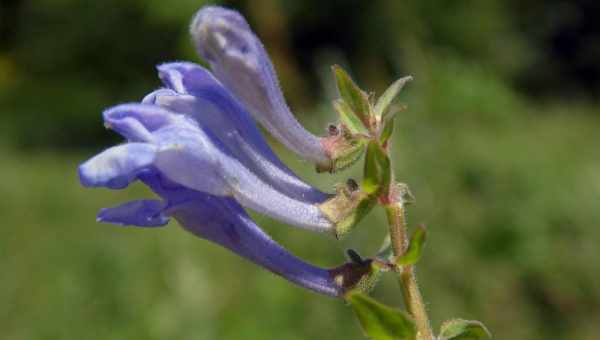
[374,75,412,118]
[333,65,372,128]
[362,141,391,195]
[347,292,416,340]
[396,225,427,266]
[379,116,395,145]
[381,104,405,125]
[334,99,370,136]
[439,319,491,340]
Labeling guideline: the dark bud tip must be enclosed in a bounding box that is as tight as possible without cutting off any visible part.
[346,178,359,192]
[347,249,367,265]
[328,124,340,136]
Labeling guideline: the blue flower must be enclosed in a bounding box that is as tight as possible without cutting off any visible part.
[152,62,327,204]
[80,63,335,232]
[94,167,371,297]
[78,6,380,297]
[190,6,331,168]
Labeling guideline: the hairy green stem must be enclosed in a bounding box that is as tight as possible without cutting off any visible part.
[385,203,433,340]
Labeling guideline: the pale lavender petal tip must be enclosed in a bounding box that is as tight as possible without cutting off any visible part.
[78,143,157,189]
[142,88,178,105]
[103,103,178,139]
[156,62,199,93]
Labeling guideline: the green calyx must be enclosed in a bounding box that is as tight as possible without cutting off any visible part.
[322,66,411,174]
[363,141,392,197]
[319,68,414,236]
[319,180,376,238]
[331,251,383,296]
[318,129,367,173]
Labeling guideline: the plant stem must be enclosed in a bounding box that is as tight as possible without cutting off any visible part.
[385,202,434,340]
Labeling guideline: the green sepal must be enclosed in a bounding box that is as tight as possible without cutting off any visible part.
[354,263,384,294]
[346,292,417,340]
[379,116,395,145]
[439,319,491,340]
[318,182,376,238]
[334,99,370,136]
[380,103,405,126]
[396,225,427,266]
[363,141,391,196]
[331,138,367,173]
[374,75,412,118]
[318,133,367,173]
[336,196,377,238]
[389,182,416,205]
[342,250,384,293]
[333,65,372,129]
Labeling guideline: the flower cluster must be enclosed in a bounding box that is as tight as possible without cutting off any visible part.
[79,6,375,297]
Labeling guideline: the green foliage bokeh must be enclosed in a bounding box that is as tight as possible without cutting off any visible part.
[1,0,599,339]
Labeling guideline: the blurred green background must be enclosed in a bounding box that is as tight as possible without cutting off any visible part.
[1,0,599,339]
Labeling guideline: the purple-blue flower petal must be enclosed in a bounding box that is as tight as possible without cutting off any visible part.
[103,103,182,142]
[152,126,229,197]
[97,199,169,227]
[141,88,179,105]
[94,102,333,231]
[144,90,198,116]
[170,197,344,297]
[85,168,369,297]
[190,6,329,166]
[155,62,328,203]
[136,171,346,297]
[79,143,157,189]
[152,126,332,232]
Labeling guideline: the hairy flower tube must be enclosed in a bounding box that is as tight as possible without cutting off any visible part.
[190,6,332,168]
[91,166,374,297]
